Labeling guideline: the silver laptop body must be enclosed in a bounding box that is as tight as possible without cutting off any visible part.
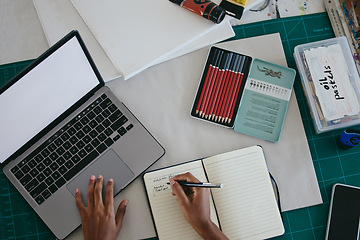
[0,30,165,239]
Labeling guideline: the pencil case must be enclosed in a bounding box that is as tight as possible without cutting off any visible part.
[294,37,360,134]
[191,46,296,142]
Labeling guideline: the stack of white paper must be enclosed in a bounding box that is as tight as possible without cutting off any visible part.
[33,0,236,81]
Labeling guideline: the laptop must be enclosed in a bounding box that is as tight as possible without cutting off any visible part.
[0,30,165,239]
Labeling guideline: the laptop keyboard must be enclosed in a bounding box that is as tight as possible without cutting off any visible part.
[10,93,134,205]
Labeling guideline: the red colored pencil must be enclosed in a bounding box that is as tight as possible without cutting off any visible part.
[219,55,240,123]
[226,57,246,124]
[199,51,222,118]
[196,49,219,116]
[228,58,249,123]
[218,56,238,123]
[205,53,226,119]
[208,53,231,121]
[202,51,224,119]
[214,53,234,122]
[223,56,243,123]
[196,65,213,115]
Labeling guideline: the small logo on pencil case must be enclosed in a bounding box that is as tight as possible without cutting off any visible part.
[257,66,282,78]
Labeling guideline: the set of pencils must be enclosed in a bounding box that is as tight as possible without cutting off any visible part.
[193,48,251,126]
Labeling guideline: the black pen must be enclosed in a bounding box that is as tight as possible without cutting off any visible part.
[167,181,223,188]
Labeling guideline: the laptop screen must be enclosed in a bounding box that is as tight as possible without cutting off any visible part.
[0,36,100,164]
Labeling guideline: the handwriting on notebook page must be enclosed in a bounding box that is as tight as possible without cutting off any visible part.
[143,160,218,240]
[147,166,203,197]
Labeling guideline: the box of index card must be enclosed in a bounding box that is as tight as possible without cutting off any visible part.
[294,37,360,133]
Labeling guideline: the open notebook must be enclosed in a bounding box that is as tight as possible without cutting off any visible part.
[143,146,284,239]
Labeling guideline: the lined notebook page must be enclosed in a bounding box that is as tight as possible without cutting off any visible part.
[143,160,219,240]
[203,146,284,239]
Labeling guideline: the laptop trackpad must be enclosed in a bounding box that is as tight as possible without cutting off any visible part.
[66,149,134,206]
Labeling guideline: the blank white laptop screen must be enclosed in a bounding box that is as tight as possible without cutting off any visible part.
[0,37,100,164]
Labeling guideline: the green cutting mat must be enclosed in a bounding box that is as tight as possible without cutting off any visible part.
[231,12,360,240]
[1,12,360,240]
[0,60,56,239]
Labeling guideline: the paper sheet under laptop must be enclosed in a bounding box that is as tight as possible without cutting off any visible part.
[32,0,235,81]
[65,33,322,240]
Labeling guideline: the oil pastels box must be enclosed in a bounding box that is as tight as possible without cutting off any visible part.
[294,37,360,133]
[191,46,296,142]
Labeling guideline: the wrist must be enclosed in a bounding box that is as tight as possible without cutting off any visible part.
[194,220,228,240]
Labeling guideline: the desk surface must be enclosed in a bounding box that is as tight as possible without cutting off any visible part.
[2,12,360,240]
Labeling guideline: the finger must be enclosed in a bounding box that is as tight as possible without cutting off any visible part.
[171,172,202,198]
[171,172,198,192]
[115,199,129,230]
[94,175,104,206]
[105,178,115,213]
[75,188,86,215]
[87,175,96,208]
[171,172,200,183]
[169,179,190,207]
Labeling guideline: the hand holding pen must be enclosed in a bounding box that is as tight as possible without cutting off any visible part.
[169,172,228,240]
